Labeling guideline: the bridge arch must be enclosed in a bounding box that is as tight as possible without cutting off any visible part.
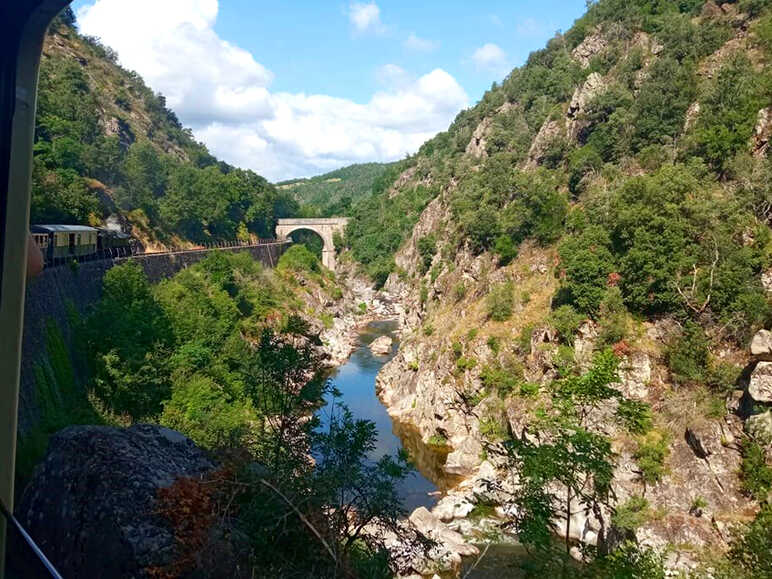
[275,218,348,270]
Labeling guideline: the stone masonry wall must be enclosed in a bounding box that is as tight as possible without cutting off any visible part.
[18,242,289,435]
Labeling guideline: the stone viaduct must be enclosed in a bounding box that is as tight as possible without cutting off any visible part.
[276,218,348,270]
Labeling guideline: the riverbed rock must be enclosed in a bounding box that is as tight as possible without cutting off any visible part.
[749,361,772,403]
[432,494,475,523]
[13,424,216,579]
[409,507,480,562]
[371,334,394,356]
[751,329,772,357]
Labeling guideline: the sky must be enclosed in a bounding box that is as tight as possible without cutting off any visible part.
[70,0,587,182]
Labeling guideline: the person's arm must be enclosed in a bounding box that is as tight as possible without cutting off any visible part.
[26,234,43,278]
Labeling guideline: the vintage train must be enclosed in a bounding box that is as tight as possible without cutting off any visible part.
[31,224,133,266]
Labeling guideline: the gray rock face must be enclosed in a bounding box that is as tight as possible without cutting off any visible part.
[749,361,772,403]
[14,424,216,579]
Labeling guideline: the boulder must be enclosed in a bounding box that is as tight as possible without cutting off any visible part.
[749,362,772,403]
[13,424,216,579]
[370,334,394,356]
[444,436,482,477]
[685,423,720,459]
[409,507,479,559]
[751,329,772,357]
[746,410,772,447]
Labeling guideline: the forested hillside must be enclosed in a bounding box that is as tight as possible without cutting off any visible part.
[32,10,297,249]
[339,0,772,575]
[278,162,395,217]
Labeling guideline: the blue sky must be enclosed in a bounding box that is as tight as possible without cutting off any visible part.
[71,1,587,180]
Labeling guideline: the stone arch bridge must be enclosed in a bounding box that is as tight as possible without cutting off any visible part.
[276,218,348,270]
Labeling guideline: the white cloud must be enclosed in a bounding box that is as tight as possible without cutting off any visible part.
[404,33,437,52]
[471,43,509,74]
[348,2,384,35]
[76,0,468,181]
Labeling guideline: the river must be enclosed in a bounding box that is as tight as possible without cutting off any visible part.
[319,319,448,511]
[319,319,536,577]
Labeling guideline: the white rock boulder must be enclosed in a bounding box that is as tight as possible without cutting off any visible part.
[751,329,772,357]
[370,335,393,356]
[749,362,772,403]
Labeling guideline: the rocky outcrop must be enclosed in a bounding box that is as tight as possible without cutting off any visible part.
[371,335,394,356]
[749,361,772,403]
[752,107,771,158]
[13,424,216,579]
[572,30,608,68]
[567,72,606,140]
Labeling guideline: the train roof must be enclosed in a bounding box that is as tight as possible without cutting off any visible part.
[31,224,99,233]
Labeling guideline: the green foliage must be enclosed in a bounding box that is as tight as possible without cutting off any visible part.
[455,356,477,372]
[557,225,615,315]
[453,282,467,302]
[634,430,670,485]
[417,234,437,274]
[486,281,515,321]
[616,399,653,435]
[597,287,628,346]
[480,361,523,397]
[31,24,296,243]
[277,244,322,274]
[85,262,173,419]
[612,496,650,532]
[346,164,436,286]
[517,325,535,355]
[691,55,770,173]
[487,335,500,355]
[666,321,709,385]
[16,321,105,478]
[586,541,665,579]
[725,504,772,578]
[740,440,772,502]
[428,434,449,448]
[549,305,584,345]
[278,162,395,216]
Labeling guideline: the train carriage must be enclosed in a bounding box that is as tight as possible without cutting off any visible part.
[30,224,99,265]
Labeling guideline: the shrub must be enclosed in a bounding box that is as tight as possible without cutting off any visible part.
[635,430,670,485]
[612,496,650,532]
[517,325,534,355]
[480,362,523,397]
[726,504,772,577]
[616,399,653,435]
[494,234,518,266]
[549,304,584,345]
[453,282,467,301]
[557,225,616,315]
[487,336,500,355]
[428,433,449,448]
[740,440,772,502]
[486,281,515,321]
[277,244,320,273]
[666,321,709,385]
[597,286,628,346]
[456,356,477,372]
[417,234,436,274]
